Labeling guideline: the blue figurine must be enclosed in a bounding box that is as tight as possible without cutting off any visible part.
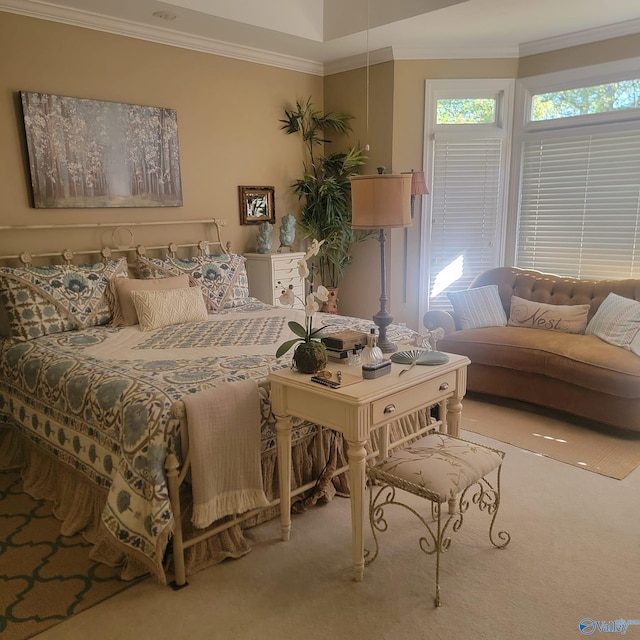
[256,221,273,254]
[278,214,296,252]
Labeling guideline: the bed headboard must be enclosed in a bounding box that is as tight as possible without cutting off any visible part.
[0,218,230,266]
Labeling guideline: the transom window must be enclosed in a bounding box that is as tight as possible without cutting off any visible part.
[531,79,640,121]
[436,98,496,124]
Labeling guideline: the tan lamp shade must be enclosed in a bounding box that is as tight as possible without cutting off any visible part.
[350,174,412,229]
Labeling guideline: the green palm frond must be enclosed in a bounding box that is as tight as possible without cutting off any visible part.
[280,97,371,287]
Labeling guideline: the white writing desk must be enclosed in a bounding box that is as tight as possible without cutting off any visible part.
[268,353,470,581]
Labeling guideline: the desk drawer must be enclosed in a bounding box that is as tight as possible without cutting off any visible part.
[371,371,456,425]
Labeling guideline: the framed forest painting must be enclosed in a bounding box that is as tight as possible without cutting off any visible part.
[20,91,183,208]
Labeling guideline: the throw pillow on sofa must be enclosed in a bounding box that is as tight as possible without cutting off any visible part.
[447,285,508,330]
[508,296,590,333]
[586,292,640,356]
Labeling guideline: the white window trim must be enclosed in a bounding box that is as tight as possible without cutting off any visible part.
[419,79,514,323]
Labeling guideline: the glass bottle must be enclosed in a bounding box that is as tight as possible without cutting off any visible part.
[361,328,384,365]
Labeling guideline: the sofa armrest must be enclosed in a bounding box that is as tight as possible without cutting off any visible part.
[423,309,457,336]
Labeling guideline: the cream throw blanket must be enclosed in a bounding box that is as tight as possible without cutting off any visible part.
[183,379,270,529]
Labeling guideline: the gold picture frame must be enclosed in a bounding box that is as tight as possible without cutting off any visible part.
[239,186,275,225]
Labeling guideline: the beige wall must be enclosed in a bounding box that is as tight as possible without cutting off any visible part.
[325,38,640,329]
[0,12,322,257]
[518,33,640,78]
[2,11,638,329]
[325,58,518,327]
[323,62,395,323]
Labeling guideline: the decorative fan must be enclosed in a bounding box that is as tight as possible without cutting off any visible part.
[391,350,450,366]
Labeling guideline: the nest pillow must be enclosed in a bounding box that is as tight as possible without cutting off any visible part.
[111,274,190,326]
[136,254,249,311]
[508,296,590,334]
[0,258,128,341]
[586,292,640,356]
[447,285,508,330]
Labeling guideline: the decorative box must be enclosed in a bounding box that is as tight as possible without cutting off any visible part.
[362,359,392,379]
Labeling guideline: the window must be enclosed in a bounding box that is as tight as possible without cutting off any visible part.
[421,80,513,315]
[513,62,640,279]
[531,79,640,121]
[517,131,640,279]
[436,98,496,124]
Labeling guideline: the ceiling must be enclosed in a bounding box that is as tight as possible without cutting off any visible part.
[3,0,640,74]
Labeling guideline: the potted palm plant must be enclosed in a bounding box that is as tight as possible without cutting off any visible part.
[280,98,371,311]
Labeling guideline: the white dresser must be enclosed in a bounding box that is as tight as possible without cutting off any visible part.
[244,252,306,309]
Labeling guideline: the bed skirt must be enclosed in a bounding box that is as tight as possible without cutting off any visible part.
[0,408,431,583]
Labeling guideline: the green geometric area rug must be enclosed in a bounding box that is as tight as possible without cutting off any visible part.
[0,469,145,640]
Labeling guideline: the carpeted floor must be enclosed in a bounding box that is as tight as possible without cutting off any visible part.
[5,397,640,640]
[463,394,640,479]
[30,419,640,640]
[0,470,145,640]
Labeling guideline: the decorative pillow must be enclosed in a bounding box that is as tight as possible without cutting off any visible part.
[586,292,640,356]
[111,274,190,326]
[137,254,249,311]
[130,287,208,331]
[508,296,590,334]
[447,285,507,330]
[0,258,128,341]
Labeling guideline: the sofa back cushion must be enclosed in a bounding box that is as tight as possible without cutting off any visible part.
[470,267,640,321]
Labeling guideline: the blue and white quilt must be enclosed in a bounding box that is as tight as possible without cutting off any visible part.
[0,300,417,579]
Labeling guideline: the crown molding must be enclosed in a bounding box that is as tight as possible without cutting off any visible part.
[392,45,519,60]
[2,0,640,76]
[324,43,520,75]
[0,0,325,75]
[323,47,395,75]
[519,17,640,57]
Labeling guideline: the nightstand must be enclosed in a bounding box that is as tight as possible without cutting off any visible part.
[244,252,305,308]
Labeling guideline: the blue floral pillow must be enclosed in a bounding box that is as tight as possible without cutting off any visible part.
[137,253,249,311]
[0,258,128,341]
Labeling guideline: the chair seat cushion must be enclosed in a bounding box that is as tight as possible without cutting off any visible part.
[369,433,504,503]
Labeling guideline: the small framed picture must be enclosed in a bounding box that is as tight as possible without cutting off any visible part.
[239,186,275,225]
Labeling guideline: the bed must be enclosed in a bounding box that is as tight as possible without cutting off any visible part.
[0,221,429,587]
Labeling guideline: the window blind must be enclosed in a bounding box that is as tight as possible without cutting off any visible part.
[429,137,503,309]
[517,130,640,279]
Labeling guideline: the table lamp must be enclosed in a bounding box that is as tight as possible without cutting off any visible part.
[351,171,412,352]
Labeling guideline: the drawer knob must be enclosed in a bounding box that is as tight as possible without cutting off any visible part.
[439,382,450,391]
[383,404,396,415]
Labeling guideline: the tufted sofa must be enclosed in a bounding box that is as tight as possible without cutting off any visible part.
[423,267,640,432]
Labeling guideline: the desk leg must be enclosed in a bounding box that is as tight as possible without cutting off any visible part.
[446,394,463,438]
[275,413,292,542]
[346,438,367,582]
[446,394,463,514]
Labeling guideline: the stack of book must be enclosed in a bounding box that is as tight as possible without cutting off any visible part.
[321,330,368,362]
